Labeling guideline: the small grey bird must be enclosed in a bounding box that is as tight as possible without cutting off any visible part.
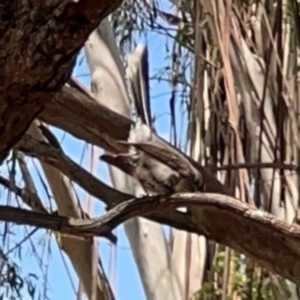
[101,120,203,195]
[101,45,203,196]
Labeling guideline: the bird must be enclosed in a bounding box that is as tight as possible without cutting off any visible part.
[100,45,203,196]
[101,120,203,196]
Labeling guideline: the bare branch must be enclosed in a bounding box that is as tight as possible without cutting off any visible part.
[42,87,230,195]
[2,193,300,286]
[16,133,127,207]
[28,122,115,300]
[0,175,48,214]
[212,163,300,172]
[14,132,203,234]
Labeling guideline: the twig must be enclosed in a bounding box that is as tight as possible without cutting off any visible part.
[211,163,300,172]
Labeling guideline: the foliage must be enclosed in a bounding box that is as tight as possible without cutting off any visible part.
[196,250,291,300]
[0,250,39,300]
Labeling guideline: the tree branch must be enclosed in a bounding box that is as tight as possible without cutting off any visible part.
[16,133,128,206]
[15,133,201,234]
[211,162,300,172]
[42,86,229,195]
[1,193,300,285]
[41,86,131,153]
[0,175,48,214]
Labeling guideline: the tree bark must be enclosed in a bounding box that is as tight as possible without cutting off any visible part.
[0,0,122,162]
[1,193,300,286]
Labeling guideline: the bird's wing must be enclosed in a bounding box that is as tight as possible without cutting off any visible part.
[118,141,194,178]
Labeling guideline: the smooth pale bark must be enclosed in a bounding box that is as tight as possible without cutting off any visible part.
[84,19,184,300]
[171,14,209,292]
[28,122,113,300]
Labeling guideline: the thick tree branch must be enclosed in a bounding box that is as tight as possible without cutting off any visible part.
[15,133,200,234]
[0,205,110,238]
[42,86,229,195]
[16,133,128,206]
[41,86,131,153]
[1,193,300,285]
[0,0,122,162]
